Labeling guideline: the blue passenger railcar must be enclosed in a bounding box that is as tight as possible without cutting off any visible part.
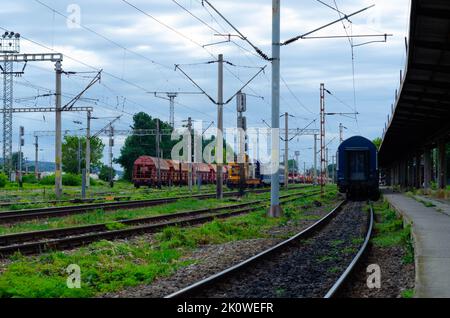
[336,136,379,200]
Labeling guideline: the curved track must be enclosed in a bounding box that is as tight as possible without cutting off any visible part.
[165,200,373,298]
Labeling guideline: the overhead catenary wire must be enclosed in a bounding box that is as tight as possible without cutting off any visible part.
[201,0,271,61]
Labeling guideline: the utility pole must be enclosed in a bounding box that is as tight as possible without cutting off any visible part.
[156,118,161,189]
[332,155,336,184]
[55,60,62,198]
[187,117,193,191]
[269,0,282,217]
[320,83,326,196]
[18,126,24,188]
[326,147,329,183]
[237,92,247,196]
[314,134,318,185]
[77,137,81,175]
[168,93,177,128]
[1,31,20,178]
[216,54,224,199]
[86,110,91,187]
[295,151,300,180]
[34,136,38,178]
[283,112,289,190]
[109,124,114,188]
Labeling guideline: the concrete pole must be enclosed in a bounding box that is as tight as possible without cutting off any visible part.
[269,0,282,217]
[332,155,335,184]
[187,117,193,192]
[55,61,63,198]
[77,137,81,174]
[238,110,246,196]
[81,168,86,199]
[284,112,289,190]
[314,134,317,184]
[18,126,23,188]
[156,119,161,189]
[34,136,38,178]
[339,123,344,144]
[216,54,224,199]
[86,110,91,187]
[109,125,114,188]
[326,147,329,183]
[424,148,431,189]
[168,94,176,128]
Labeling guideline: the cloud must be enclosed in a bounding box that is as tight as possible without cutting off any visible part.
[3,0,411,164]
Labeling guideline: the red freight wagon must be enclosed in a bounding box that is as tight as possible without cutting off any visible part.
[132,156,170,188]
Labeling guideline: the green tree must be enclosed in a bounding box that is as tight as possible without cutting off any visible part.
[372,137,382,150]
[11,151,24,170]
[116,112,234,180]
[115,112,178,180]
[62,136,105,174]
[288,159,298,172]
[99,164,115,182]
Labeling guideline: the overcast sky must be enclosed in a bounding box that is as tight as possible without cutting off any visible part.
[0,0,411,170]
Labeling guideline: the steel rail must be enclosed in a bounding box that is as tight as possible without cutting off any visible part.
[0,191,320,257]
[323,201,374,298]
[165,200,346,298]
[0,191,318,246]
[0,186,310,224]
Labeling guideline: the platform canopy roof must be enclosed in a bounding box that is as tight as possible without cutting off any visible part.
[379,0,450,166]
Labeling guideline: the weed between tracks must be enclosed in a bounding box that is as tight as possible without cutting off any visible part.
[371,201,414,265]
[0,187,314,235]
[0,186,336,298]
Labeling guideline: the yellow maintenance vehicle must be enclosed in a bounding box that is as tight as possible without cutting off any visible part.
[226,155,262,189]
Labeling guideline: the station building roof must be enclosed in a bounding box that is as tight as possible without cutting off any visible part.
[379,0,450,166]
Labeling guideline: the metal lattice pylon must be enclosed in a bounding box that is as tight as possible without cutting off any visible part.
[2,59,13,175]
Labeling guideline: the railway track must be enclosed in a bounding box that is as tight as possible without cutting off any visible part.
[0,189,321,257]
[165,200,373,298]
[0,186,310,224]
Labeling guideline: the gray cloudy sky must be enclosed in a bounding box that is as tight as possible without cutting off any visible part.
[0,0,411,169]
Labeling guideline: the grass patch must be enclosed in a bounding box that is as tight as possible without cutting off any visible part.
[401,289,414,298]
[0,185,338,298]
[371,201,414,264]
[330,239,344,247]
[105,222,127,231]
[317,255,337,263]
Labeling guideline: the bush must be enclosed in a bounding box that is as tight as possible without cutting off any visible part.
[39,174,82,186]
[99,165,115,182]
[39,175,55,185]
[89,177,98,186]
[62,173,81,186]
[22,174,38,184]
[0,173,7,188]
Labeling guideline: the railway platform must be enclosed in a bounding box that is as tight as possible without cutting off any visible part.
[383,190,450,298]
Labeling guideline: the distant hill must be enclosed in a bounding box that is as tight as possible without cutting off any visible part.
[0,158,56,172]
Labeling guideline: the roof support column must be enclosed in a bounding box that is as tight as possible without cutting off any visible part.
[401,159,408,189]
[438,140,447,189]
[423,148,432,189]
[415,153,422,188]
